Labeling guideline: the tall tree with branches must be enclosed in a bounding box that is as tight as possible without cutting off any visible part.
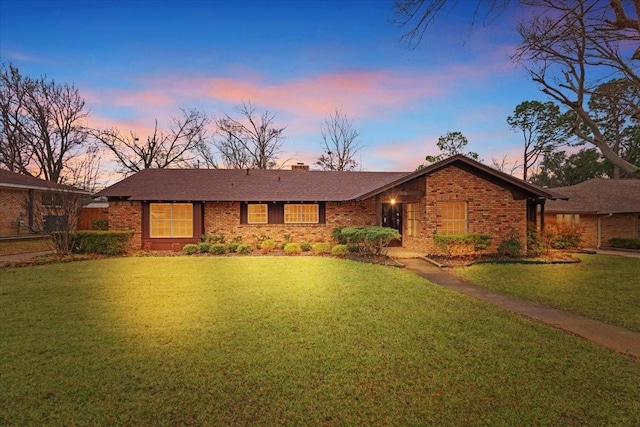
[214,102,286,169]
[315,108,362,171]
[507,100,569,181]
[0,62,90,183]
[91,108,209,176]
[392,0,640,177]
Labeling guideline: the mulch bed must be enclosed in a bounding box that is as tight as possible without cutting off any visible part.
[424,252,581,268]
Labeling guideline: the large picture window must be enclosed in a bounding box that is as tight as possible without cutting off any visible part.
[440,201,467,234]
[247,204,268,224]
[150,203,193,237]
[556,214,580,224]
[285,204,319,224]
[406,203,419,236]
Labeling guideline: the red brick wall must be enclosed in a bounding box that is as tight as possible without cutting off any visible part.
[202,200,377,246]
[0,188,28,236]
[400,166,528,254]
[108,200,142,248]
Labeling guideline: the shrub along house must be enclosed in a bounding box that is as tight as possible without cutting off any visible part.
[544,178,640,249]
[95,155,562,254]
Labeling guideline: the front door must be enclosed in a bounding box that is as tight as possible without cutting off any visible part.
[382,203,402,246]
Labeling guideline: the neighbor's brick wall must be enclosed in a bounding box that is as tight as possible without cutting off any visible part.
[107,200,142,248]
[402,166,528,254]
[0,188,48,236]
[0,188,28,236]
[545,212,639,248]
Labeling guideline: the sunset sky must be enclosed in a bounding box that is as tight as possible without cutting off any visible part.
[0,0,544,176]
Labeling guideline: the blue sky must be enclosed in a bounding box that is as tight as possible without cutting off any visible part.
[0,0,544,173]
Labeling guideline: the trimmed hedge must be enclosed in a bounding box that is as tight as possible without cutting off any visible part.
[433,233,492,256]
[58,230,134,255]
[337,226,401,255]
[608,237,640,250]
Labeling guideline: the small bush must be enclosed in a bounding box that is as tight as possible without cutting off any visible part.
[527,221,546,257]
[497,228,524,258]
[198,242,212,253]
[546,224,581,249]
[227,243,239,253]
[331,244,348,256]
[183,244,199,255]
[332,227,347,244]
[608,237,640,249]
[338,226,401,255]
[237,244,253,255]
[260,238,277,254]
[209,244,227,255]
[203,234,226,244]
[433,233,492,257]
[284,242,301,255]
[54,230,133,255]
[300,241,312,252]
[91,219,109,230]
[312,242,331,255]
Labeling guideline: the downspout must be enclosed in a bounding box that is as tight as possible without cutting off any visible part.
[597,213,613,249]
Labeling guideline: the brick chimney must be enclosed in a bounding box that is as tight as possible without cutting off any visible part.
[291,163,309,171]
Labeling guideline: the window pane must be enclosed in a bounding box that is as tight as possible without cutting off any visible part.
[284,204,319,223]
[150,203,193,237]
[440,201,467,234]
[248,204,268,224]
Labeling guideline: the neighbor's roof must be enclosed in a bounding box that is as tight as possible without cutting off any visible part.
[0,169,90,194]
[545,178,640,214]
[96,155,564,203]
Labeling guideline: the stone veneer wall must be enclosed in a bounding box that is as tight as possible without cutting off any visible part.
[402,166,528,254]
[107,200,142,248]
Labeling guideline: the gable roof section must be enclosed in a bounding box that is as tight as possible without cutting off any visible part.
[0,169,89,194]
[354,154,565,201]
[96,168,409,202]
[545,178,640,214]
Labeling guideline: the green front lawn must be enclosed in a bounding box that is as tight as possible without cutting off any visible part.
[454,254,640,333]
[1,257,638,426]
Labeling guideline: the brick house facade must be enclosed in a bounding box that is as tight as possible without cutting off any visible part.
[544,179,640,248]
[0,169,90,237]
[98,155,560,253]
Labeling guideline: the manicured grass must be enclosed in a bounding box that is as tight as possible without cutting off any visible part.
[454,254,640,333]
[0,238,50,256]
[1,257,639,426]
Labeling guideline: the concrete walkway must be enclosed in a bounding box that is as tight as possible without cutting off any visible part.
[394,255,640,359]
[0,250,54,264]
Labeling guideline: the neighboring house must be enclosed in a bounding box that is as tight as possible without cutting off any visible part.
[0,169,90,237]
[95,155,561,253]
[544,178,640,248]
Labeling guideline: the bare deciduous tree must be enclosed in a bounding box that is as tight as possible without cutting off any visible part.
[315,108,362,171]
[0,62,90,183]
[393,0,640,177]
[214,102,286,169]
[92,108,209,175]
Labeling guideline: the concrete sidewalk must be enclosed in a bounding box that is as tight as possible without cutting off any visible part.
[0,250,54,264]
[398,257,640,359]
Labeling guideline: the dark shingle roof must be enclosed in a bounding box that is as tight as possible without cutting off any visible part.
[96,155,565,203]
[545,178,640,214]
[0,169,89,193]
[96,168,410,202]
